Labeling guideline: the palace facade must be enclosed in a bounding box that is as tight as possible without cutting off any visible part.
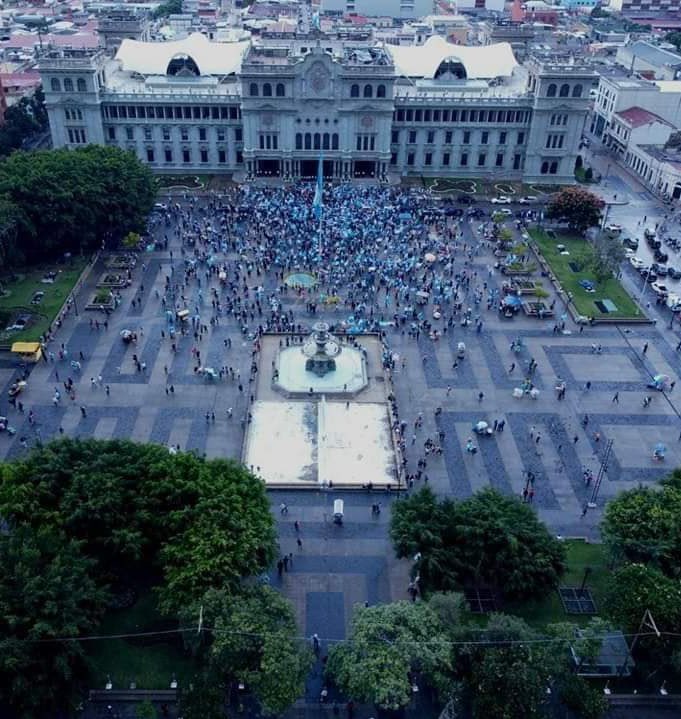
[39,32,597,184]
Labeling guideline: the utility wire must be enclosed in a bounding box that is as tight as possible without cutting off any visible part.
[10,625,675,648]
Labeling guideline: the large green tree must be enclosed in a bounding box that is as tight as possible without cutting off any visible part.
[545,187,604,234]
[603,564,681,633]
[0,145,155,264]
[159,458,276,614]
[0,439,278,713]
[390,487,566,600]
[0,526,109,718]
[601,472,681,576]
[181,586,311,716]
[326,601,452,711]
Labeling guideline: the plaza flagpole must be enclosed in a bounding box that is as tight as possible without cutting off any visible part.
[313,153,324,268]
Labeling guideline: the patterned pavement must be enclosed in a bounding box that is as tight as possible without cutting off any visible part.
[4,195,681,715]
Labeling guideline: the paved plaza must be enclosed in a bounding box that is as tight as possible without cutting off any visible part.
[2,188,681,709]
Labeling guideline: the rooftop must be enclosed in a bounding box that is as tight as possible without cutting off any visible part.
[620,41,681,68]
[387,35,518,80]
[615,105,671,128]
[115,33,250,76]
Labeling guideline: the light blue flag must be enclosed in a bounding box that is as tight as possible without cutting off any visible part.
[313,154,323,220]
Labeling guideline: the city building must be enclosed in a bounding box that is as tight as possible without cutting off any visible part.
[609,0,681,15]
[320,0,435,19]
[97,9,152,53]
[615,41,681,80]
[39,32,596,184]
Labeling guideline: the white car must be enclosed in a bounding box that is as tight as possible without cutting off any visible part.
[651,282,669,297]
[630,256,646,270]
[518,196,538,204]
[498,208,513,216]
[667,293,681,311]
[491,196,512,204]
[605,223,623,235]
[624,248,635,259]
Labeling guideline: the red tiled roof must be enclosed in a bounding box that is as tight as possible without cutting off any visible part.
[615,106,670,128]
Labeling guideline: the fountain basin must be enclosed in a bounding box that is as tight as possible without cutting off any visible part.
[276,344,367,394]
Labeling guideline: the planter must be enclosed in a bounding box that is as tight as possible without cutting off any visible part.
[97,273,129,288]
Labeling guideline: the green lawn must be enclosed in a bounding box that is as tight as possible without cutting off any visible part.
[528,229,640,319]
[86,592,195,690]
[505,541,611,628]
[0,260,88,345]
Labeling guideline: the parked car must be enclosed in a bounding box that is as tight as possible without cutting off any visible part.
[644,227,657,240]
[630,256,646,269]
[654,249,669,263]
[651,263,668,276]
[457,194,475,204]
[667,293,681,311]
[652,282,670,297]
[491,196,512,204]
[622,237,639,250]
[497,208,513,216]
[153,202,168,212]
[668,266,681,279]
[518,196,538,204]
[605,223,623,235]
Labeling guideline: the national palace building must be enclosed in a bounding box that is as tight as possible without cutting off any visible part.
[39,31,598,184]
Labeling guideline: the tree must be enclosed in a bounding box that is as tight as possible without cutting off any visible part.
[159,459,276,614]
[451,614,553,719]
[0,145,155,265]
[181,587,311,716]
[545,187,604,234]
[178,670,226,719]
[0,526,109,717]
[665,31,681,52]
[154,0,182,18]
[601,477,681,576]
[390,488,566,600]
[603,564,681,633]
[591,231,626,283]
[136,700,157,719]
[326,601,452,710]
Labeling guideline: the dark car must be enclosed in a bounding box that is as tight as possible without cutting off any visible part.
[467,208,485,219]
[639,266,658,282]
[652,263,668,276]
[622,237,639,250]
[668,266,681,279]
[457,194,476,204]
[654,249,669,263]
[444,207,464,217]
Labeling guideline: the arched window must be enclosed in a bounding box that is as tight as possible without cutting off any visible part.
[250,83,259,97]
[377,84,386,98]
[351,84,359,98]
[332,133,339,150]
[572,84,583,98]
[363,84,373,98]
[263,83,272,97]
[51,77,61,92]
[304,133,311,150]
[541,161,549,175]
[314,133,321,150]
[77,78,86,92]
[546,83,556,97]
[64,78,73,92]
[296,133,302,150]
[276,83,285,97]
[559,83,570,97]
[322,133,330,150]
